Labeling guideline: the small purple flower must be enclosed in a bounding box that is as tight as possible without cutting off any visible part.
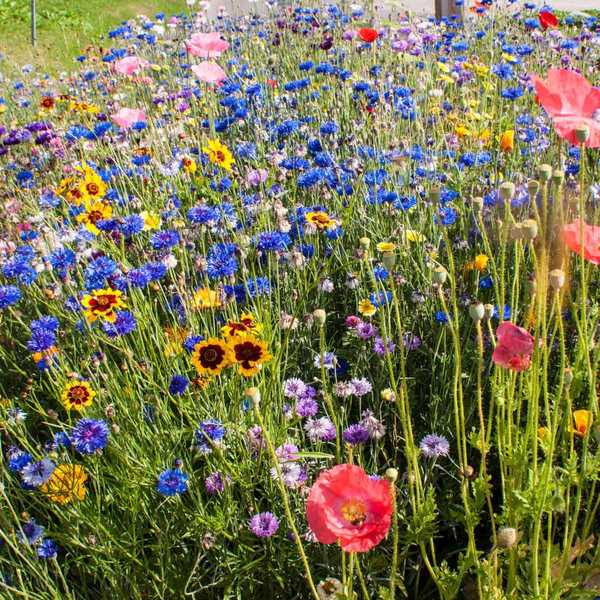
[283,378,307,399]
[313,352,337,370]
[403,332,422,351]
[71,419,109,454]
[343,424,370,445]
[205,471,227,495]
[295,397,318,418]
[275,443,299,462]
[373,336,395,356]
[304,417,337,442]
[17,519,44,545]
[356,321,378,340]
[249,512,279,538]
[420,434,450,458]
[350,377,372,397]
[37,538,58,559]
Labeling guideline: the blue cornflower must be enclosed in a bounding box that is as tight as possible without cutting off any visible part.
[121,214,145,237]
[48,248,76,278]
[8,447,33,472]
[21,458,55,487]
[37,539,58,559]
[479,276,494,289]
[71,419,110,454]
[195,420,225,454]
[0,285,21,308]
[101,310,137,337]
[151,230,180,250]
[27,328,56,353]
[156,468,188,496]
[17,520,44,545]
[319,121,338,135]
[255,231,290,252]
[343,424,370,445]
[184,334,204,353]
[436,311,449,324]
[169,375,189,395]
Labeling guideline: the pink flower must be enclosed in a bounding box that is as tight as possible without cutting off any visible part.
[111,108,147,130]
[562,220,600,264]
[191,62,227,84]
[114,56,149,76]
[492,322,534,372]
[185,32,229,58]
[532,68,600,147]
[246,169,268,186]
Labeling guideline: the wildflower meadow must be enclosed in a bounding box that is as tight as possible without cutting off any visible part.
[1,1,600,598]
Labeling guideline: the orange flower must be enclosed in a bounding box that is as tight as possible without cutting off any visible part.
[572,410,592,437]
[500,130,515,152]
[221,313,261,338]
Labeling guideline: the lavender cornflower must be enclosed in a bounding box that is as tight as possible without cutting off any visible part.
[295,397,318,418]
[271,461,307,489]
[205,471,227,495]
[350,377,372,397]
[420,434,450,458]
[361,410,386,441]
[275,443,299,462]
[247,425,264,454]
[249,512,279,538]
[21,458,55,487]
[342,424,370,445]
[283,378,307,399]
[373,336,395,356]
[313,352,337,370]
[305,417,337,442]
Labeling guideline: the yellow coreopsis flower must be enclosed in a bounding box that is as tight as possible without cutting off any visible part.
[192,287,222,310]
[202,138,235,171]
[500,130,515,152]
[41,464,88,504]
[61,381,95,412]
[358,299,377,317]
[81,288,126,323]
[140,210,161,231]
[76,199,113,235]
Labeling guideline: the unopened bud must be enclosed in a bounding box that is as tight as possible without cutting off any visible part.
[469,302,485,322]
[499,182,515,201]
[527,179,540,197]
[359,237,371,251]
[521,219,538,241]
[575,125,590,143]
[382,251,396,270]
[497,527,518,549]
[313,309,327,326]
[472,196,484,212]
[432,266,448,285]
[484,304,495,320]
[552,170,564,185]
[459,465,476,480]
[564,367,573,387]
[537,164,552,182]
[510,222,524,241]
[549,269,565,290]
[245,387,261,407]
[429,187,441,203]
[385,468,399,483]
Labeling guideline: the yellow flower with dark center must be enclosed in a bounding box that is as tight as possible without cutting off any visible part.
[358,299,377,317]
[221,313,261,338]
[82,288,126,323]
[305,211,336,231]
[76,199,113,235]
[191,338,234,376]
[192,287,222,310]
[202,138,235,171]
[40,464,88,504]
[61,381,95,412]
[79,168,107,202]
[229,334,272,377]
[181,156,197,174]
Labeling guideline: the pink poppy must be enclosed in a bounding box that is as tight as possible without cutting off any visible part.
[492,323,534,372]
[111,108,147,130]
[191,62,227,84]
[185,32,229,58]
[306,464,392,553]
[532,68,600,147]
[114,56,149,76]
[562,220,600,264]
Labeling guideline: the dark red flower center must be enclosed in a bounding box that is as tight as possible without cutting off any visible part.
[199,344,225,368]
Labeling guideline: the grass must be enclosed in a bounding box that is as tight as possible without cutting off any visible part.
[0,0,188,73]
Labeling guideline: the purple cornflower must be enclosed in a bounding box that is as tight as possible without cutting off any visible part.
[350,378,372,397]
[17,519,44,545]
[403,332,422,350]
[356,321,378,340]
[272,462,307,488]
[342,424,370,445]
[275,443,299,462]
[420,434,450,458]
[313,352,337,370]
[71,419,110,454]
[247,425,264,454]
[373,336,395,356]
[283,378,307,399]
[205,471,227,495]
[249,512,279,538]
[295,397,318,418]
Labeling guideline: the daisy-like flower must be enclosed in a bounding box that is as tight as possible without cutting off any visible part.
[305,211,336,231]
[358,299,377,316]
[78,168,107,202]
[76,199,113,235]
[82,288,126,323]
[192,287,222,310]
[202,138,235,171]
[229,334,272,377]
[191,338,234,376]
[221,313,261,338]
[61,380,95,412]
[40,464,88,504]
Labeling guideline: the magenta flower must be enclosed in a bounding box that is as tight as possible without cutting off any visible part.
[492,322,534,372]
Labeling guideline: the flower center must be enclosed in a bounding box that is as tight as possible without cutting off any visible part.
[340,499,367,526]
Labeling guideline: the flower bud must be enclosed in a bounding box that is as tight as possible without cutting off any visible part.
[245,387,261,407]
[313,309,327,326]
[429,187,441,203]
[469,302,485,322]
[382,251,396,270]
[575,124,590,143]
[537,164,552,182]
[510,222,524,241]
[549,269,565,290]
[432,266,448,285]
[497,527,518,549]
[564,367,573,388]
[552,169,564,185]
[527,179,540,197]
[385,468,399,483]
[459,465,476,480]
[472,196,484,212]
[521,219,538,241]
[359,237,371,250]
[499,182,515,201]
[483,303,495,320]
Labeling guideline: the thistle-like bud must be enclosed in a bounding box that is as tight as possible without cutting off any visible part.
[521,219,538,241]
[499,182,515,201]
[510,222,524,241]
[245,387,261,407]
[469,302,485,322]
[432,266,448,285]
[537,164,552,182]
[497,527,518,549]
[385,468,399,483]
[313,309,327,326]
[575,125,590,143]
[429,187,441,203]
[549,269,565,290]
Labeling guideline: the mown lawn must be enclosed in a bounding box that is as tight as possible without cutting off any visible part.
[0,0,188,73]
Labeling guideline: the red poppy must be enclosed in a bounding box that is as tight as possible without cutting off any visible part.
[306,464,392,552]
[539,11,558,30]
[357,28,378,43]
[492,323,534,372]
[562,220,600,264]
[532,68,600,147]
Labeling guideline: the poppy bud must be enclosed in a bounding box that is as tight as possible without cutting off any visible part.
[499,182,515,201]
[382,251,396,270]
[459,465,476,480]
[564,367,573,387]
[483,304,495,320]
[537,163,552,182]
[385,468,399,483]
[549,269,565,290]
[497,527,518,549]
[527,179,540,197]
[510,222,524,240]
[381,388,395,402]
[521,219,538,241]
[245,387,261,407]
[469,302,485,322]
[552,169,564,185]
[359,237,371,250]
[313,309,327,326]
[432,266,448,285]
[429,187,441,203]
[472,196,484,212]
[575,125,590,143]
